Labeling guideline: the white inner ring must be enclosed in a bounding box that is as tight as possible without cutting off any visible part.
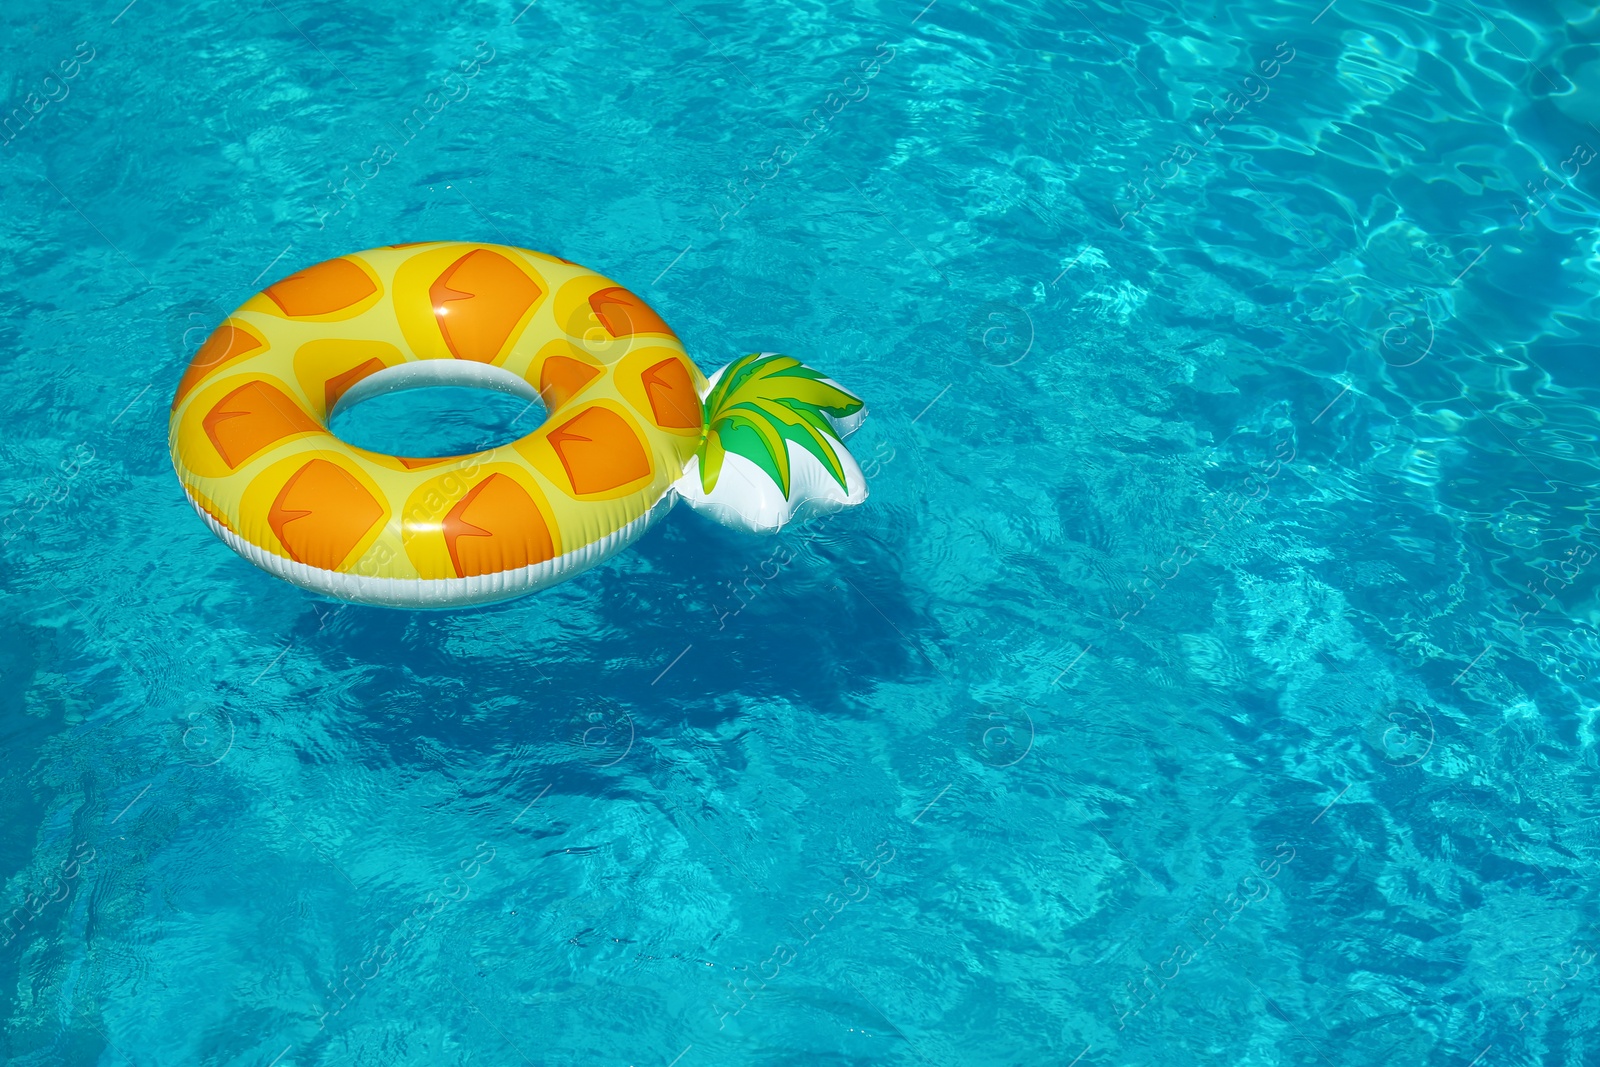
[327,360,543,432]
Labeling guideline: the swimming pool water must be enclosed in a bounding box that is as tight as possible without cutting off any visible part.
[327,385,542,459]
[5,0,1600,1064]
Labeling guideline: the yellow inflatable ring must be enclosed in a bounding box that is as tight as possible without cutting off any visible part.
[169,242,872,608]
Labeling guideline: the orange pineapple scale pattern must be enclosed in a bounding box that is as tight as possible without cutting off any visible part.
[168,243,709,587]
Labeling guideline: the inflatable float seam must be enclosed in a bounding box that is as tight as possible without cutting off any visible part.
[183,485,674,608]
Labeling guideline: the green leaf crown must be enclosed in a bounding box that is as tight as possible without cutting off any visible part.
[695,353,865,497]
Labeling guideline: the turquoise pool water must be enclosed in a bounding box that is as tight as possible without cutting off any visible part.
[6,0,1600,1063]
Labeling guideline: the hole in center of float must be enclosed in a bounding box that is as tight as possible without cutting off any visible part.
[327,361,545,458]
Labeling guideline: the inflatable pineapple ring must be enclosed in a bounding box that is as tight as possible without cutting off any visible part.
[169,242,870,608]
